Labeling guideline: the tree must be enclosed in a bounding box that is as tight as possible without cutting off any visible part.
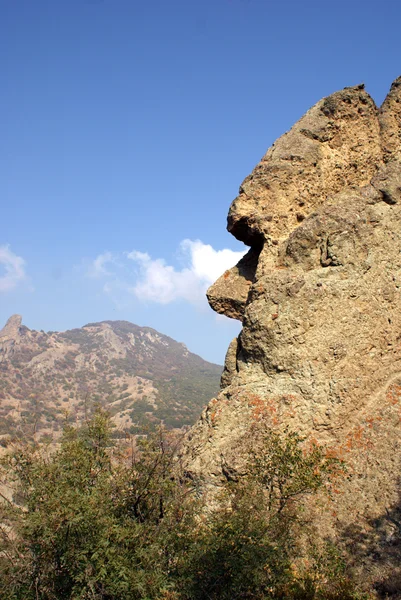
[0,410,195,600]
[0,408,370,599]
[178,422,367,600]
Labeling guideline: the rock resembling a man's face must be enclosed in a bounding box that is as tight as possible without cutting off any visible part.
[207,79,401,433]
[184,79,401,565]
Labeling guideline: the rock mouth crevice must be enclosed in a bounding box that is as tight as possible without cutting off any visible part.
[227,213,265,248]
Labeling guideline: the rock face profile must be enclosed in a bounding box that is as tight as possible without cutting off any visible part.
[185,78,401,583]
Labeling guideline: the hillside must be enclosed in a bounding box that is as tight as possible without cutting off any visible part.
[0,315,222,442]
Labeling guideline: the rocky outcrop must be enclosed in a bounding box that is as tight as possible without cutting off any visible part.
[184,77,401,587]
[0,315,22,362]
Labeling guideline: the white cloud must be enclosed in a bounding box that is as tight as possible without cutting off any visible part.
[127,240,246,306]
[87,251,115,278]
[180,239,245,283]
[89,239,246,307]
[0,245,27,292]
[127,250,200,305]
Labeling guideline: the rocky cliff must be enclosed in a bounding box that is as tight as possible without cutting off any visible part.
[184,77,401,588]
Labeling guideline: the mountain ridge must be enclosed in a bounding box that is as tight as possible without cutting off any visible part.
[0,315,221,442]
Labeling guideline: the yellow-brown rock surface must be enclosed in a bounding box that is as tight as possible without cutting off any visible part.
[184,78,401,585]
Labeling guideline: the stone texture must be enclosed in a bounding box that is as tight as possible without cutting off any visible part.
[227,84,382,248]
[380,76,401,162]
[206,248,259,321]
[184,78,401,587]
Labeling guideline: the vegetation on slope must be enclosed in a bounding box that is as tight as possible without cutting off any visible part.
[0,409,370,599]
[0,319,222,441]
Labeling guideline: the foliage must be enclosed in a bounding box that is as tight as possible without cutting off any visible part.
[0,321,222,439]
[0,410,195,599]
[0,409,370,599]
[177,425,367,600]
[245,424,342,513]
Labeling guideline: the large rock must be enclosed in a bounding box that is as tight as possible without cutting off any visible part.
[184,78,401,588]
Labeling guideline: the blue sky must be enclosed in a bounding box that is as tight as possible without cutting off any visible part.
[1,0,400,364]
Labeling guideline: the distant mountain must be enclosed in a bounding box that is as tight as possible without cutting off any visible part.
[0,315,222,442]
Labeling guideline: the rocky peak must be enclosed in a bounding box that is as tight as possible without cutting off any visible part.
[0,314,23,362]
[184,77,401,585]
[0,314,22,339]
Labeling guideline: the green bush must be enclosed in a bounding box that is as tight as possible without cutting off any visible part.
[0,411,194,599]
[177,425,366,600]
[0,410,370,599]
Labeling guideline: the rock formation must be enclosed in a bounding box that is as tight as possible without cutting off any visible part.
[0,314,22,363]
[185,77,401,587]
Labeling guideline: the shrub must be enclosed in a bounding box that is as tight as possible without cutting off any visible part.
[0,410,195,599]
[177,424,363,600]
[0,409,370,599]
